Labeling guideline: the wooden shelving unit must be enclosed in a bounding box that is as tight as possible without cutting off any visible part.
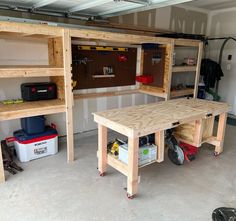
[0,20,204,184]
[136,39,203,100]
[0,22,74,183]
[170,40,203,99]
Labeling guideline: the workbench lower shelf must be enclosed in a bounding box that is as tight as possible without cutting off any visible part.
[107,153,159,176]
[107,154,128,176]
[0,99,66,121]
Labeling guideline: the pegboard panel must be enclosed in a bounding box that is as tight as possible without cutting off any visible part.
[142,47,166,88]
[72,45,137,90]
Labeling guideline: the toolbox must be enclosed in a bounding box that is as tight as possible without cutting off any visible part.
[21,116,45,135]
[21,82,57,101]
[13,126,58,162]
[119,144,157,166]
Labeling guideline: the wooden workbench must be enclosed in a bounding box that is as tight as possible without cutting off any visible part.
[93,98,230,198]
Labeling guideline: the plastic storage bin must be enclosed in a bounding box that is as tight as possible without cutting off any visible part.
[136,75,154,84]
[119,144,157,166]
[21,116,45,134]
[14,126,58,162]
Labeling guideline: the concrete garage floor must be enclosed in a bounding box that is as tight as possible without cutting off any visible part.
[0,125,236,221]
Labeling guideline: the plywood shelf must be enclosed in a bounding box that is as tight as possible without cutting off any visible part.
[0,66,64,78]
[175,134,221,148]
[107,154,128,176]
[139,85,167,99]
[174,39,200,47]
[107,153,158,173]
[170,88,194,98]
[172,66,197,73]
[74,89,138,100]
[0,99,66,121]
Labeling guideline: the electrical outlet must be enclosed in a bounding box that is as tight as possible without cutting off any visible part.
[227,63,231,71]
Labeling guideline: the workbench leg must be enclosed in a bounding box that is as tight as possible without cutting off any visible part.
[155,131,165,163]
[193,119,204,146]
[127,137,139,198]
[98,124,108,176]
[215,113,227,155]
[0,144,5,183]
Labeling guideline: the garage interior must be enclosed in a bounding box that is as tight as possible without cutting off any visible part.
[0,0,236,220]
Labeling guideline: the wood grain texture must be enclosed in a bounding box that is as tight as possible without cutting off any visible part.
[139,85,167,98]
[175,117,216,147]
[74,89,139,100]
[94,98,230,138]
[202,117,214,140]
[215,112,227,154]
[63,29,74,162]
[194,42,203,98]
[107,154,128,176]
[173,99,230,146]
[70,28,172,45]
[170,88,194,98]
[0,66,64,78]
[164,42,174,99]
[193,119,204,145]
[0,21,62,37]
[98,124,108,174]
[48,37,65,100]
[127,137,139,196]
[172,66,197,73]
[174,39,200,47]
[0,99,65,121]
[168,98,230,116]
[155,130,165,163]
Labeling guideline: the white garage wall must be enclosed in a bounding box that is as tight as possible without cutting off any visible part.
[110,6,208,90]
[207,9,236,115]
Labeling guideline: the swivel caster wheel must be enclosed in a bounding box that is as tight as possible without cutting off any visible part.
[99,171,105,177]
[127,193,134,199]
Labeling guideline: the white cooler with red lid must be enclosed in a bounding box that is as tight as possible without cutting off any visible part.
[13,126,58,162]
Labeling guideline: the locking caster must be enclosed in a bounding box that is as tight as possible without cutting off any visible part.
[127,193,134,199]
[99,171,105,177]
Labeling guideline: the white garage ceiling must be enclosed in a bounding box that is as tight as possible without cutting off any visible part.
[183,0,236,10]
[0,0,194,19]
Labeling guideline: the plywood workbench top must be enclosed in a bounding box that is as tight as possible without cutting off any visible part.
[93,98,230,138]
